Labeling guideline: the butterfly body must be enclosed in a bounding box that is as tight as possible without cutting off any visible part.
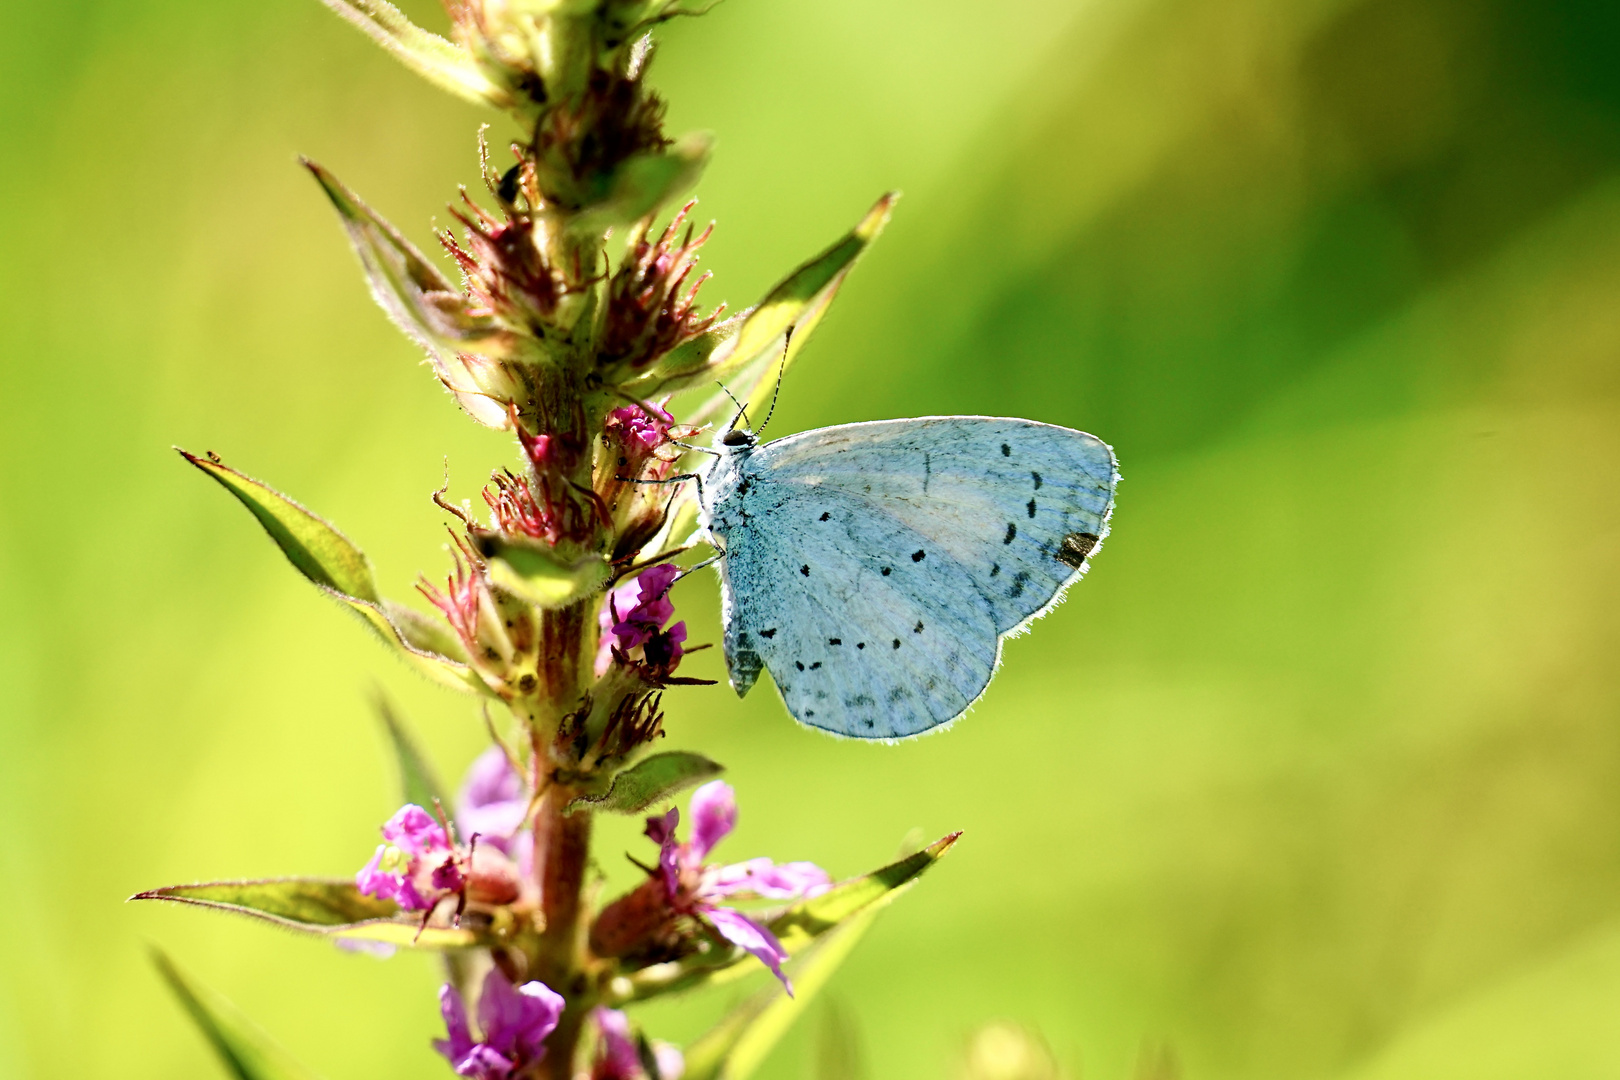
[697,416,1117,740]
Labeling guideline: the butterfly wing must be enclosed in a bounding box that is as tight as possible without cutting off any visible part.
[710,416,1117,739]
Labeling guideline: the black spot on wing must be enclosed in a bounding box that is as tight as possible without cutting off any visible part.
[1032,471,1043,489]
[881,567,891,576]
[914,621,924,633]
[800,564,810,576]
[819,511,830,521]
[829,638,841,646]
[1004,523,1017,544]
[1026,498,1037,519]
[1057,531,1101,568]
[810,662,822,670]
[892,638,901,649]
[911,550,926,562]
[856,642,865,649]
[1009,570,1030,598]
[761,628,777,639]
[795,661,804,671]
[990,562,1000,577]
[1001,443,1011,457]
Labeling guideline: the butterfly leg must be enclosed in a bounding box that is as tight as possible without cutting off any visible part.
[616,471,707,504]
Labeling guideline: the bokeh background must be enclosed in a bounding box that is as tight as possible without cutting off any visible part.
[3,0,1619,1076]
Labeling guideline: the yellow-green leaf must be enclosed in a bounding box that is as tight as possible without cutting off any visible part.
[152,950,323,1080]
[680,912,879,1080]
[182,449,378,601]
[181,449,484,694]
[567,751,724,815]
[374,694,448,813]
[619,831,960,1003]
[573,132,714,234]
[316,0,507,108]
[478,532,612,609]
[133,879,479,950]
[683,192,898,424]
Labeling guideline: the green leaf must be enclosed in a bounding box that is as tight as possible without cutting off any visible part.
[152,949,323,1080]
[182,449,377,601]
[768,831,960,955]
[680,912,879,1080]
[181,449,484,694]
[681,192,897,423]
[133,878,479,950]
[567,751,724,815]
[316,0,507,108]
[573,132,714,234]
[478,532,612,610]
[620,831,960,1002]
[814,1000,866,1080]
[374,693,448,813]
[304,161,516,429]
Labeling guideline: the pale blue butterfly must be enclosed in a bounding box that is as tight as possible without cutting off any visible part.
[691,395,1118,740]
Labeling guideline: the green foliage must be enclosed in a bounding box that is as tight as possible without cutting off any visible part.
[374,694,448,814]
[660,192,898,417]
[151,950,322,1080]
[479,532,612,610]
[622,832,960,1001]
[133,879,479,949]
[573,132,715,235]
[567,750,724,814]
[680,912,879,1080]
[180,449,482,693]
[315,0,507,108]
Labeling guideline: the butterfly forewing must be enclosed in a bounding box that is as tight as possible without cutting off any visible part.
[705,416,1117,739]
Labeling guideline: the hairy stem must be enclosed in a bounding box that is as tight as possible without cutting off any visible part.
[532,780,593,1075]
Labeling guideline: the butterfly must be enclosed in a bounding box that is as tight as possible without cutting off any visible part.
[694,413,1117,739]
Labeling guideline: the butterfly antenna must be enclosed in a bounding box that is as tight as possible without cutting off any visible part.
[715,380,749,432]
[752,329,792,440]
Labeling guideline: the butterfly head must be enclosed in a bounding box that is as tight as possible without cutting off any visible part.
[719,427,757,451]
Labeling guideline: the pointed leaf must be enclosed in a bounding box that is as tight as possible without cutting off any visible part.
[477,532,612,610]
[316,0,507,107]
[375,694,448,812]
[153,950,323,1080]
[620,832,960,1002]
[573,132,714,234]
[567,751,723,815]
[682,193,897,423]
[182,450,484,694]
[305,161,518,429]
[680,912,879,1080]
[182,449,378,601]
[134,878,479,949]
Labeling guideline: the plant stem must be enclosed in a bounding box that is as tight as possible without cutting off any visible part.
[532,777,593,1074]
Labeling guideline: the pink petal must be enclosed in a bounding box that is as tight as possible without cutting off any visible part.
[704,906,793,996]
[688,780,736,860]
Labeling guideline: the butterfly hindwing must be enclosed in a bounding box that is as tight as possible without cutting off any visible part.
[704,416,1117,739]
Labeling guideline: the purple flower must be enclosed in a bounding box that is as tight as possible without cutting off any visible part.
[645,780,831,995]
[457,746,529,855]
[591,1008,685,1080]
[356,804,454,911]
[356,797,522,913]
[434,969,564,1079]
[606,401,675,454]
[596,564,687,678]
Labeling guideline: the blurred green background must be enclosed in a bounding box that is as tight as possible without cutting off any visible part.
[3,0,1619,1076]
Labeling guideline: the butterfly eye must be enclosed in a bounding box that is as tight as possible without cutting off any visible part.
[721,429,753,447]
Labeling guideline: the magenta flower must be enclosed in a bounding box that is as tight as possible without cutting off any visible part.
[356,793,522,913]
[596,563,687,678]
[356,804,454,911]
[645,780,830,994]
[435,969,564,1079]
[591,1007,685,1080]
